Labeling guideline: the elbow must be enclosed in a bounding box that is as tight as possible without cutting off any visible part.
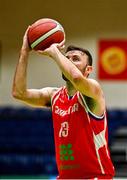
[72,74,83,85]
[71,74,86,91]
[12,89,24,100]
[12,91,19,99]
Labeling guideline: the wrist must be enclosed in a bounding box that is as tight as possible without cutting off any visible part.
[50,46,61,59]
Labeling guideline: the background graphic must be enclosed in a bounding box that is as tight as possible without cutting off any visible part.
[98,40,127,80]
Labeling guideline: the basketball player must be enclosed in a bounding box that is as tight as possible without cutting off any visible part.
[12,28,115,179]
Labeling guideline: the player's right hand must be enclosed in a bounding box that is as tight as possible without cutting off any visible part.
[37,37,65,57]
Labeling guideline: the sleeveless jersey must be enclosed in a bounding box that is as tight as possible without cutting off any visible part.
[51,87,115,179]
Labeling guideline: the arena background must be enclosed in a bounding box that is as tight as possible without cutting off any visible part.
[0,0,127,179]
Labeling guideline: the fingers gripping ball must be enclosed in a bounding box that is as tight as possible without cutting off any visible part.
[27,18,65,50]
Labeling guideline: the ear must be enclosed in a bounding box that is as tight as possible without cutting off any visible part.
[83,65,93,77]
[86,65,93,73]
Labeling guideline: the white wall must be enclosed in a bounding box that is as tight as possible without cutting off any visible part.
[0,0,127,108]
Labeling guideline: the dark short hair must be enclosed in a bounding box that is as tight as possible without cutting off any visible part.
[66,45,93,66]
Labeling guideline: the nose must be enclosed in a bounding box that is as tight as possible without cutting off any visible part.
[68,57,72,61]
[69,57,74,63]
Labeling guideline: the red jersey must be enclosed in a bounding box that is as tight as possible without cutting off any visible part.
[51,87,115,179]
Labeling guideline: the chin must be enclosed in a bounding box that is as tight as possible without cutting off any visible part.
[62,73,69,82]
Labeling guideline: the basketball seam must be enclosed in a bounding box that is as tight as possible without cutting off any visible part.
[31,23,64,49]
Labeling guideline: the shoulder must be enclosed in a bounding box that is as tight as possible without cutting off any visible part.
[40,87,60,98]
[50,87,61,97]
[88,78,103,92]
[87,78,105,104]
[88,78,101,86]
[51,86,64,103]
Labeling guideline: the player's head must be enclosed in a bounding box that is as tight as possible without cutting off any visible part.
[66,45,93,66]
[62,45,93,81]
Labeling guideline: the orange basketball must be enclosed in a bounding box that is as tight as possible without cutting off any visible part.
[27,18,65,50]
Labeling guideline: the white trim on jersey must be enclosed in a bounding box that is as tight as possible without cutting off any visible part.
[93,129,106,174]
[77,92,107,174]
[51,87,63,109]
[77,92,88,112]
[79,93,105,119]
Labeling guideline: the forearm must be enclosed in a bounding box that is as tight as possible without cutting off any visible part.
[12,49,29,98]
[51,48,82,83]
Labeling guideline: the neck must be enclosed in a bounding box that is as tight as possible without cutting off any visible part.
[66,81,77,96]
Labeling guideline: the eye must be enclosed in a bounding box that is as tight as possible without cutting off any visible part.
[72,56,80,62]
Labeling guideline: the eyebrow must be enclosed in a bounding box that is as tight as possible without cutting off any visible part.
[66,50,84,56]
[65,54,80,58]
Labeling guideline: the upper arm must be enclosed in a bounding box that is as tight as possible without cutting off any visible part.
[74,77,104,100]
[15,87,59,108]
[74,77,105,116]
